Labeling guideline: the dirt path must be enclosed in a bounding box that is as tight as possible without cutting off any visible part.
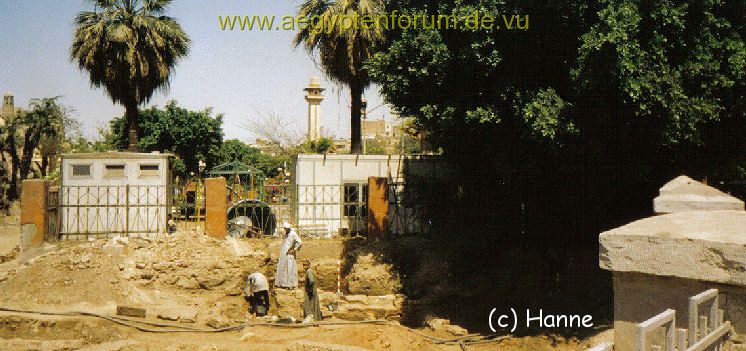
[0,309,600,351]
[0,215,19,262]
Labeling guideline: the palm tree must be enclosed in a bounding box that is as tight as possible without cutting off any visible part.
[294,0,385,154]
[70,0,190,152]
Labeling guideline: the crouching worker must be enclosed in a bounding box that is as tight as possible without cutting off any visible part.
[245,272,270,319]
[302,260,323,323]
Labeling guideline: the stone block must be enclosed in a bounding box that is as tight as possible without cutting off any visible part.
[156,309,180,321]
[600,210,746,351]
[600,210,746,285]
[653,175,744,214]
[179,308,198,323]
[116,306,146,318]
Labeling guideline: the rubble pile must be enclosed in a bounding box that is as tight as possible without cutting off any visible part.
[110,233,271,295]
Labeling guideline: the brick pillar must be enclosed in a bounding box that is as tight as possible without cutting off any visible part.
[20,179,48,248]
[205,177,227,239]
[367,177,389,241]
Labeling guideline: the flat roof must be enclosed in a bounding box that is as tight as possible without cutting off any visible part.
[295,154,444,161]
[61,152,172,160]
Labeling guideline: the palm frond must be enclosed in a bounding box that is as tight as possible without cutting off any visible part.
[70,0,190,106]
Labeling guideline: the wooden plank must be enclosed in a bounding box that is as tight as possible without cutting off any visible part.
[686,322,731,351]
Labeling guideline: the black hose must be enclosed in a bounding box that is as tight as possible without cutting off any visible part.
[0,306,510,345]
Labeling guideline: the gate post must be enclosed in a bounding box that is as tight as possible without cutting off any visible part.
[205,177,227,239]
[20,179,48,249]
[367,177,388,241]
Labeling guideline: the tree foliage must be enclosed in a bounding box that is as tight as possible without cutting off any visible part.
[110,101,223,176]
[366,0,746,314]
[218,139,285,177]
[368,0,746,215]
[301,137,334,154]
[1,97,69,199]
[70,0,190,151]
[367,0,746,319]
[294,0,385,153]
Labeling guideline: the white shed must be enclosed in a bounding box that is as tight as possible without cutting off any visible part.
[59,152,171,238]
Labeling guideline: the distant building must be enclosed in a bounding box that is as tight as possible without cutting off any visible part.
[1,92,17,126]
[362,119,401,139]
[331,139,351,153]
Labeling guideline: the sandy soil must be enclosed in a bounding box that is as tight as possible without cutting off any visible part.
[0,214,609,351]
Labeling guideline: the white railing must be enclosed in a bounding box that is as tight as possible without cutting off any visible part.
[636,289,731,351]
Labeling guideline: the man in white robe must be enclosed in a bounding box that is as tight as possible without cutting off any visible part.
[275,222,302,288]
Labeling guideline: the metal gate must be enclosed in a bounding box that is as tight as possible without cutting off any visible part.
[53,185,169,239]
[227,183,369,238]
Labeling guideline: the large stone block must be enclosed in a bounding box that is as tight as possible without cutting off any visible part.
[653,175,744,214]
[600,210,746,285]
[600,210,746,351]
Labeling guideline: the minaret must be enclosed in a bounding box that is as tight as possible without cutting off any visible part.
[304,77,325,141]
[2,92,14,126]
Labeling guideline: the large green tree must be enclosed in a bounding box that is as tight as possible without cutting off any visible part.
[70,0,190,152]
[218,139,285,177]
[368,0,746,221]
[110,101,223,176]
[294,0,385,154]
[365,0,746,323]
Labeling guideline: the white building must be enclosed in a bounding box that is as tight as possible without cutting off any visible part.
[58,152,171,238]
[292,154,449,236]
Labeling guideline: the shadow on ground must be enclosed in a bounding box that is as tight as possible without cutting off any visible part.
[341,227,613,338]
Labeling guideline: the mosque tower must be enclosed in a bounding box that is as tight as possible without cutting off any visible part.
[304,77,325,141]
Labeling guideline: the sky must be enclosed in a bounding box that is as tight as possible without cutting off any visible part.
[0,0,392,143]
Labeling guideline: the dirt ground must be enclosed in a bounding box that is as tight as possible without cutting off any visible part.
[0,213,611,351]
